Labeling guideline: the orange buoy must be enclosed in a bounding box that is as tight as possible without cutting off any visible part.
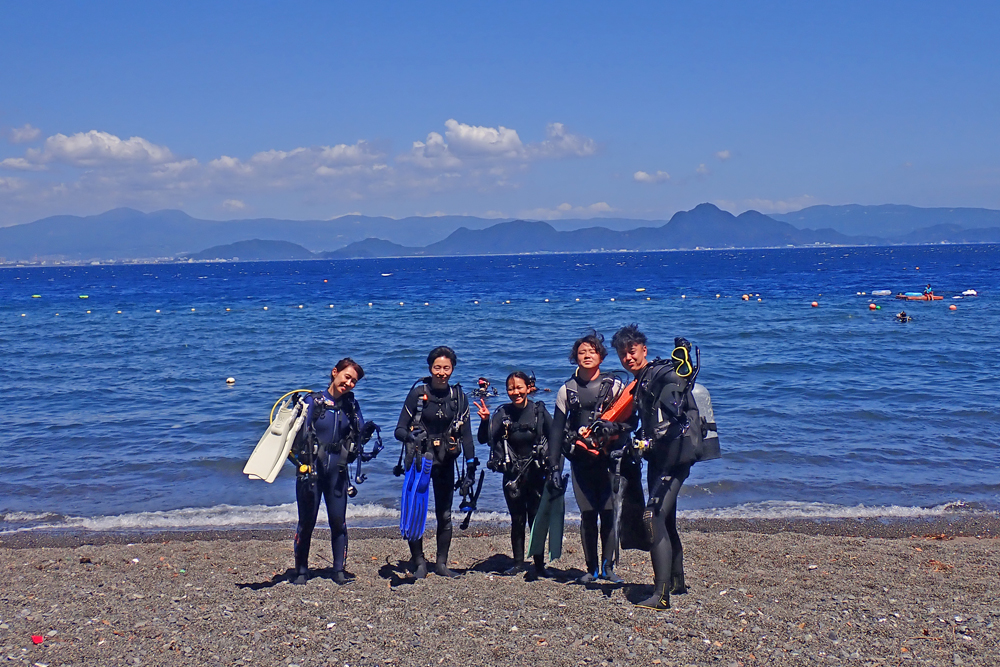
[949,304,957,310]
[869,303,876,310]
[811,301,819,308]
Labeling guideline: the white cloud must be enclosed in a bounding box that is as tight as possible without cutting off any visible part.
[8,124,42,144]
[696,163,710,175]
[444,119,524,158]
[401,119,596,171]
[715,150,731,161]
[633,170,671,184]
[520,201,615,220]
[529,123,597,159]
[223,199,246,210]
[28,130,175,167]
[0,157,46,171]
[0,120,599,221]
[715,195,818,214]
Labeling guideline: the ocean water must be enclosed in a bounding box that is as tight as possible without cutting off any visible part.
[1,245,998,534]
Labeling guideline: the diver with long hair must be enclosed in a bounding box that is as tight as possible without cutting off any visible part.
[292,358,377,585]
[475,371,553,576]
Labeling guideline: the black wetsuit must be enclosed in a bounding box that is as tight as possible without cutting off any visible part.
[394,381,475,569]
[549,370,630,578]
[294,390,366,576]
[633,360,700,599]
[478,400,552,566]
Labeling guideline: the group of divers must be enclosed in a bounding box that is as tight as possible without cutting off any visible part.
[268,324,721,611]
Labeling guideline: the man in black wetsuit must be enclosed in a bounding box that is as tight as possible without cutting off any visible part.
[476,371,553,576]
[612,324,699,610]
[394,346,476,578]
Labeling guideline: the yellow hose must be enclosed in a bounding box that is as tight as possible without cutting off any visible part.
[270,389,314,423]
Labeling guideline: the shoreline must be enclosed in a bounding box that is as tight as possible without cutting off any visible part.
[3,514,997,550]
[2,520,998,666]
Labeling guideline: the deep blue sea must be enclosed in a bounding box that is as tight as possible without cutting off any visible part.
[2,245,998,534]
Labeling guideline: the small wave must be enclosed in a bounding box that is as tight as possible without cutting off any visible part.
[1,502,406,534]
[2,500,985,534]
[679,500,975,520]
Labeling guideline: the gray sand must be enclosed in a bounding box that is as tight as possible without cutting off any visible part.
[2,524,998,666]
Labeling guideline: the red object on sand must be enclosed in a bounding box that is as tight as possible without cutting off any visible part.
[31,635,44,644]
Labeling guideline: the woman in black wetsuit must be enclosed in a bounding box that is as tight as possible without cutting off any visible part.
[475,371,553,577]
[548,331,631,584]
[394,346,477,578]
[292,358,376,585]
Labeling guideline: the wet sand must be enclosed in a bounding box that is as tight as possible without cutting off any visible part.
[2,518,998,666]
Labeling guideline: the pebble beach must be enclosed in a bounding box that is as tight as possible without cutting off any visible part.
[2,518,998,667]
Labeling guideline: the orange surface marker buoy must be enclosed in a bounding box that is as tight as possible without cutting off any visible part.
[811,301,819,307]
[949,304,957,310]
[869,303,877,310]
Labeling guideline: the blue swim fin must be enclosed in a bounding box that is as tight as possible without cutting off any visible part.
[399,458,417,538]
[405,453,433,541]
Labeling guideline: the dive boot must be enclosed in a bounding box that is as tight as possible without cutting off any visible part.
[435,555,459,578]
[600,559,624,584]
[671,573,688,595]
[577,564,599,584]
[291,567,309,585]
[503,561,528,576]
[532,555,552,578]
[635,582,670,611]
[332,570,349,586]
[408,541,428,579]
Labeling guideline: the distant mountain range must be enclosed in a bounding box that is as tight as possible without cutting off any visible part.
[2,203,1000,262]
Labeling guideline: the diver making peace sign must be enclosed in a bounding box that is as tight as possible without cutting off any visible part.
[475,371,553,577]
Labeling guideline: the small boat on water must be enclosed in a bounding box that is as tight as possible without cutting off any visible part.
[896,292,942,301]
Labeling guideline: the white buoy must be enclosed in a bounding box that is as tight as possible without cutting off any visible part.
[20,314,25,317]
[226,377,236,385]
[263,306,268,310]
[681,295,686,299]
[636,288,646,292]
[544,298,549,302]
[225,308,230,311]
[575,298,580,302]
[399,302,404,306]
[758,298,762,302]
[647,297,651,301]
[610,298,615,302]
[716,294,720,298]
[424,302,429,306]
[156,309,161,313]
[329,305,334,308]
[191,308,196,312]
[86,310,91,314]
[474,300,479,304]
[117,310,122,314]
[298,305,303,309]
[506,300,511,304]
[368,303,373,307]
[55,313,59,316]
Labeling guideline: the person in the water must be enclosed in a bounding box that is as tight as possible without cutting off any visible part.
[394,346,477,578]
[548,331,631,584]
[476,371,553,576]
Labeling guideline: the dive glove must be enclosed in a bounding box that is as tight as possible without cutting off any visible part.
[546,468,566,495]
[459,459,479,496]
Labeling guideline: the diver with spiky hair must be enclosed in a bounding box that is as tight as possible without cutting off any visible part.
[612,324,720,611]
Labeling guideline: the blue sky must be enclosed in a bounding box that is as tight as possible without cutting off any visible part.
[1,1,998,225]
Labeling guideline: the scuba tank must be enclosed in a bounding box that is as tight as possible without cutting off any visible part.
[690,382,721,462]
